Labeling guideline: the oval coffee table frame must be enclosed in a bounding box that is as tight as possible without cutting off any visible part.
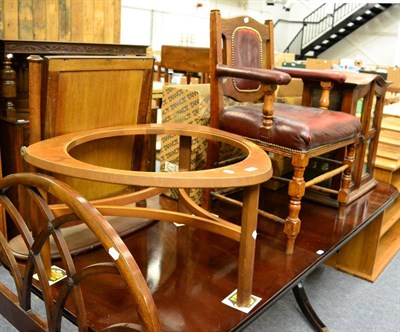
[24,123,272,312]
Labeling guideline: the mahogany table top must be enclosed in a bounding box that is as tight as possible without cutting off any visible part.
[45,182,397,331]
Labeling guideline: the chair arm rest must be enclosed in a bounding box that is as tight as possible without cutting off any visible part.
[216,64,291,85]
[274,66,346,84]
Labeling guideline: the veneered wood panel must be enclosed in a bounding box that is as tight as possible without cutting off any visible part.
[46,0,59,40]
[82,0,94,42]
[32,0,46,40]
[113,0,121,43]
[37,56,154,200]
[104,0,115,43]
[18,0,33,40]
[3,0,19,39]
[93,0,104,42]
[70,0,83,41]
[1,0,120,43]
[58,0,71,41]
[0,0,4,38]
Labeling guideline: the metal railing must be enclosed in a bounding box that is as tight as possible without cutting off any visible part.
[284,3,366,55]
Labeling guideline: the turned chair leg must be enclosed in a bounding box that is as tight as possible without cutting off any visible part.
[337,143,356,205]
[284,154,309,255]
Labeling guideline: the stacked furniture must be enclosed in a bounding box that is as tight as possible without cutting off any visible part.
[328,102,400,281]
[0,40,147,237]
[205,10,362,255]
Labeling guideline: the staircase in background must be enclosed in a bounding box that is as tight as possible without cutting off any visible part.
[284,3,392,59]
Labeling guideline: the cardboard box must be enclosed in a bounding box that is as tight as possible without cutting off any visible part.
[160,84,242,204]
[387,66,400,92]
[306,58,339,70]
[276,78,303,105]
[275,52,295,66]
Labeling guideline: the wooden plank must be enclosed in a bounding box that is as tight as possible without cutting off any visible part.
[3,0,19,39]
[0,0,4,38]
[113,0,121,43]
[380,129,400,140]
[375,156,400,172]
[334,214,383,277]
[381,114,400,130]
[32,0,46,40]
[46,0,58,40]
[380,196,400,236]
[93,0,104,42]
[161,46,210,73]
[372,221,400,281]
[377,144,400,161]
[381,122,400,132]
[387,66,400,91]
[306,58,339,70]
[82,0,94,42]
[104,0,115,43]
[70,0,83,41]
[18,0,33,40]
[58,0,71,41]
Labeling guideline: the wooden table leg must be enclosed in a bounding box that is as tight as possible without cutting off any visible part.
[293,282,329,332]
[236,184,260,307]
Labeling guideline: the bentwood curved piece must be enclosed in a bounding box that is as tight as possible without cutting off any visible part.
[0,173,160,331]
[24,123,272,189]
[23,123,272,311]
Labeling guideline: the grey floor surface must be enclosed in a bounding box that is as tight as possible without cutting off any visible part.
[1,253,399,331]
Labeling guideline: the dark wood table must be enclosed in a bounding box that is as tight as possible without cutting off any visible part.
[39,182,398,331]
[21,123,273,331]
[6,123,398,331]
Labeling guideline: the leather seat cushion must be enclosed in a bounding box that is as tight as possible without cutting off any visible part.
[219,103,361,151]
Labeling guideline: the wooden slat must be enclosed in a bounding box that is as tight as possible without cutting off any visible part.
[93,0,105,42]
[58,0,71,41]
[380,196,400,236]
[377,144,400,161]
[71,0,83,41]
[379,135,400,147]
[1,0,120,43]
[161,46,210,74]
[18,0,33,40]
[373,221,400,280]
[0,0,4,38]
[3,0,19,39]
[113,0,121,43]
[83,0,94,42]
[381,122,400,132]
[32,0,46,40]
[380,129,400,140]
[104,0,115,43]
[374,156,400,171]
[46,0,58,40]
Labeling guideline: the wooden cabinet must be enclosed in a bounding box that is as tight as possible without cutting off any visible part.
[0,40,147,238]
[0,39,147,120]
[327,104,400,281]
[302,71,389,205]
[0,40,147,162]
